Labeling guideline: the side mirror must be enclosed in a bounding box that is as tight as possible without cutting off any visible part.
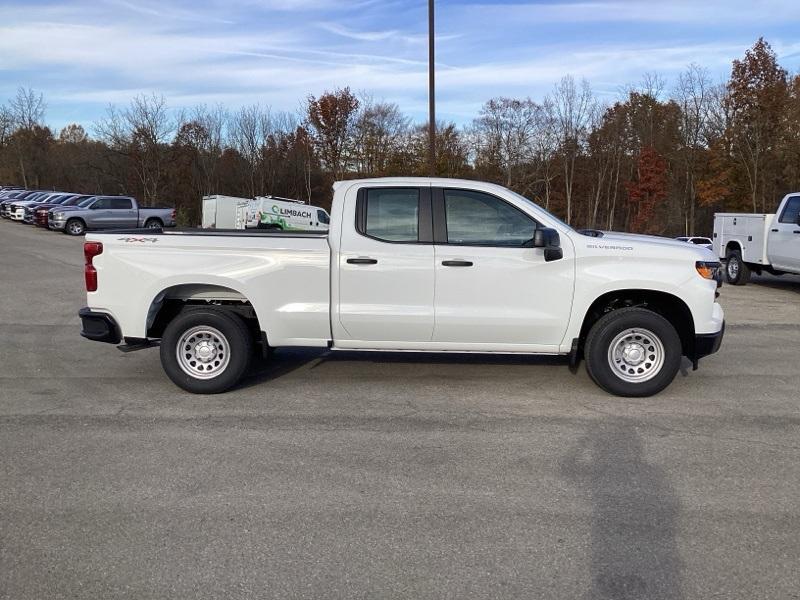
[533,227,563,262]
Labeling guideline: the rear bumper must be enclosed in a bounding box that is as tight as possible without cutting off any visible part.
[79,307,121,344]
[693,320,725,362]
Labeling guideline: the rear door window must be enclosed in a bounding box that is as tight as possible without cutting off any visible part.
[109,198,133,209]
[360,188,420,242]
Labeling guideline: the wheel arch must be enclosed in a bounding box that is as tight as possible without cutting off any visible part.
[724,240,742,255]
[578,289,695,358]
[145,283,263,342]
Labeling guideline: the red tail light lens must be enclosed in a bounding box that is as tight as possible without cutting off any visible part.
[84,241,103,292]
[171,208,176,220]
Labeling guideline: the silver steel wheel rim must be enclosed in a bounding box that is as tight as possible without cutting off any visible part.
[727,258,739,278]
[68,221,82,234]
[147,221,160,228]
[176,326,231,380]
[607,328,665,383]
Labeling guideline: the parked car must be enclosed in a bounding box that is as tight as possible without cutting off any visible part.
[35,195,92,227]
[676,236,713,250]
[78,177,724,397]
[712,193,800,285]
[7,193,65,221]
[50,195,176,235]
[1,191,46,217]
[21,193,76,223]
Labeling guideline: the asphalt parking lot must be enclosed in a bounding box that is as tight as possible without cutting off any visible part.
[1,219,799,599]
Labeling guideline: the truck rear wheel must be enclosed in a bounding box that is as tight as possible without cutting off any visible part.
[584,307,682,397]
[160,308,252,393]
[144,218,162,229]
[725,249,750,285]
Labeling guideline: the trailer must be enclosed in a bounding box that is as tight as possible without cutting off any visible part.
[201,195,251,229]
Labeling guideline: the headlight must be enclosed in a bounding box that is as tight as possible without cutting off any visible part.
[696,261,721,283]
[54,212,65,219]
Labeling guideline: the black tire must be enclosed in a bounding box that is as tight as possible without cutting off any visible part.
[144,218,162,229]
[725,249,750,285]
[160,308,252,394]
[64,218,85,236]
[584,307,682,397]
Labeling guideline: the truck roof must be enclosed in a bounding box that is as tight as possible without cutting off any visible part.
[333,177,515,195]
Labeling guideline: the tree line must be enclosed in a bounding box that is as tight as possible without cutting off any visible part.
[1,38,798,235]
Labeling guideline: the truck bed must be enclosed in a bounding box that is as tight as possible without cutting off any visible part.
[107,227,329,238]
[712,213,773,264]
[87,228,332,346]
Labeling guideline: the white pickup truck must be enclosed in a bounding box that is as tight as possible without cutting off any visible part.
[78,178,724,397]
[712,193,800,284]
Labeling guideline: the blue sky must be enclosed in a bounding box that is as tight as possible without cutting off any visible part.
[1,0,799,131]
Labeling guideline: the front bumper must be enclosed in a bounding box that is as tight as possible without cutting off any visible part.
[693,320,725,364]
[79,307,122,344]
[49,216,66,230]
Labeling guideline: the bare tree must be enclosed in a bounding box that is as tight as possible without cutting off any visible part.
[352,95,409,176]
[548,76,594,224]
[673,64,712,234]
[0,105,13,149]
[471,97,545,194]
[10,87,46,130]
[95,94,176,204]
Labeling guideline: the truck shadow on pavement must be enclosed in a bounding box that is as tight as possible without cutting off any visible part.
[560,418,684,600]
[749,274,800,294]
[238,348,568,389]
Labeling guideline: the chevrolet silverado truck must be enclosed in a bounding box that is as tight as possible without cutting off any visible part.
[712,193,800,285]
[50,195,176,235]
[78,178,725,397]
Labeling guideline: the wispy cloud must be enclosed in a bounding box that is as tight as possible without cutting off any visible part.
[0,0,797,130]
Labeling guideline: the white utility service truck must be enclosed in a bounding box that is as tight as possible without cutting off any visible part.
[78,178,724,397]
[712,193,800,284]
[245,196,330,231]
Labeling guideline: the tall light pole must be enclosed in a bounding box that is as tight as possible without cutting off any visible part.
[428,0,436,176]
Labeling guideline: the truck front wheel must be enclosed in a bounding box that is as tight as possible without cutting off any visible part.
[584,308,682,397]
[725,249,750,285]
[64,218,85,236]
[160,308,252,393]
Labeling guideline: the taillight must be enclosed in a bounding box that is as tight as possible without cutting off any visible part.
[171,208,176,220]
[84,241,103,292]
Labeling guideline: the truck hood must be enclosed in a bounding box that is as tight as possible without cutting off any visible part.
[576,230,716,260]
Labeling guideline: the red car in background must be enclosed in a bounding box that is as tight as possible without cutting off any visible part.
[34,195,93,227]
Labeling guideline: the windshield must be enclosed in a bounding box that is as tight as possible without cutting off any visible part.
[508,190,574,232]
[77,196,96,207]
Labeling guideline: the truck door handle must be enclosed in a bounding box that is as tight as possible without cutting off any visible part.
[771,229,779,232]
[347,257,378,265]
[442,260,473,267]
[794,231,800,234]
